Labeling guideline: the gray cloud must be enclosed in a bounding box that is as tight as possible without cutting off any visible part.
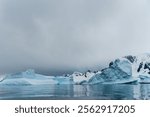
[0,0,150,75]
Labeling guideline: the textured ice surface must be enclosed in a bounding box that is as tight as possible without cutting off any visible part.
[89,54,150,84]
[89,58,133,84]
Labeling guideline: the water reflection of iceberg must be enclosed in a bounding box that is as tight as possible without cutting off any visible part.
[73,85,89,97]
[71,84,135,99]
[53,84,74,98]
[72,84,150,100]
[0,83,150,99]
[85,84,134,99]
[133,84,150,100]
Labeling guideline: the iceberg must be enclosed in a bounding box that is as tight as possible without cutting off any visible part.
[69,71,97,84]
[89,54,150,84]
[1,54,150,85]
[88,58,134,84]
[131,54,150,83]
[0,69,98,85]
[0,69,71,85]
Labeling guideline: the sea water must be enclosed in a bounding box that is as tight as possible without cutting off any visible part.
[0,84,150,100]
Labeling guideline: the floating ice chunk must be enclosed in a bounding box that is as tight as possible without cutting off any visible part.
[89,58,133,84]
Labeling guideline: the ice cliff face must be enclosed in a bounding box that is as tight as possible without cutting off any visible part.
[89,54,150,84]
[89,58,132,84]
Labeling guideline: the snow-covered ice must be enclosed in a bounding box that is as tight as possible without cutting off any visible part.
[69,71,96,84]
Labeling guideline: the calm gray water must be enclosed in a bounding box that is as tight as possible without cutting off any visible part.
[0,84,150,100]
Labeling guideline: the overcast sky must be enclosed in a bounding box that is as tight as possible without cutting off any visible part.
[0,0,150,75]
